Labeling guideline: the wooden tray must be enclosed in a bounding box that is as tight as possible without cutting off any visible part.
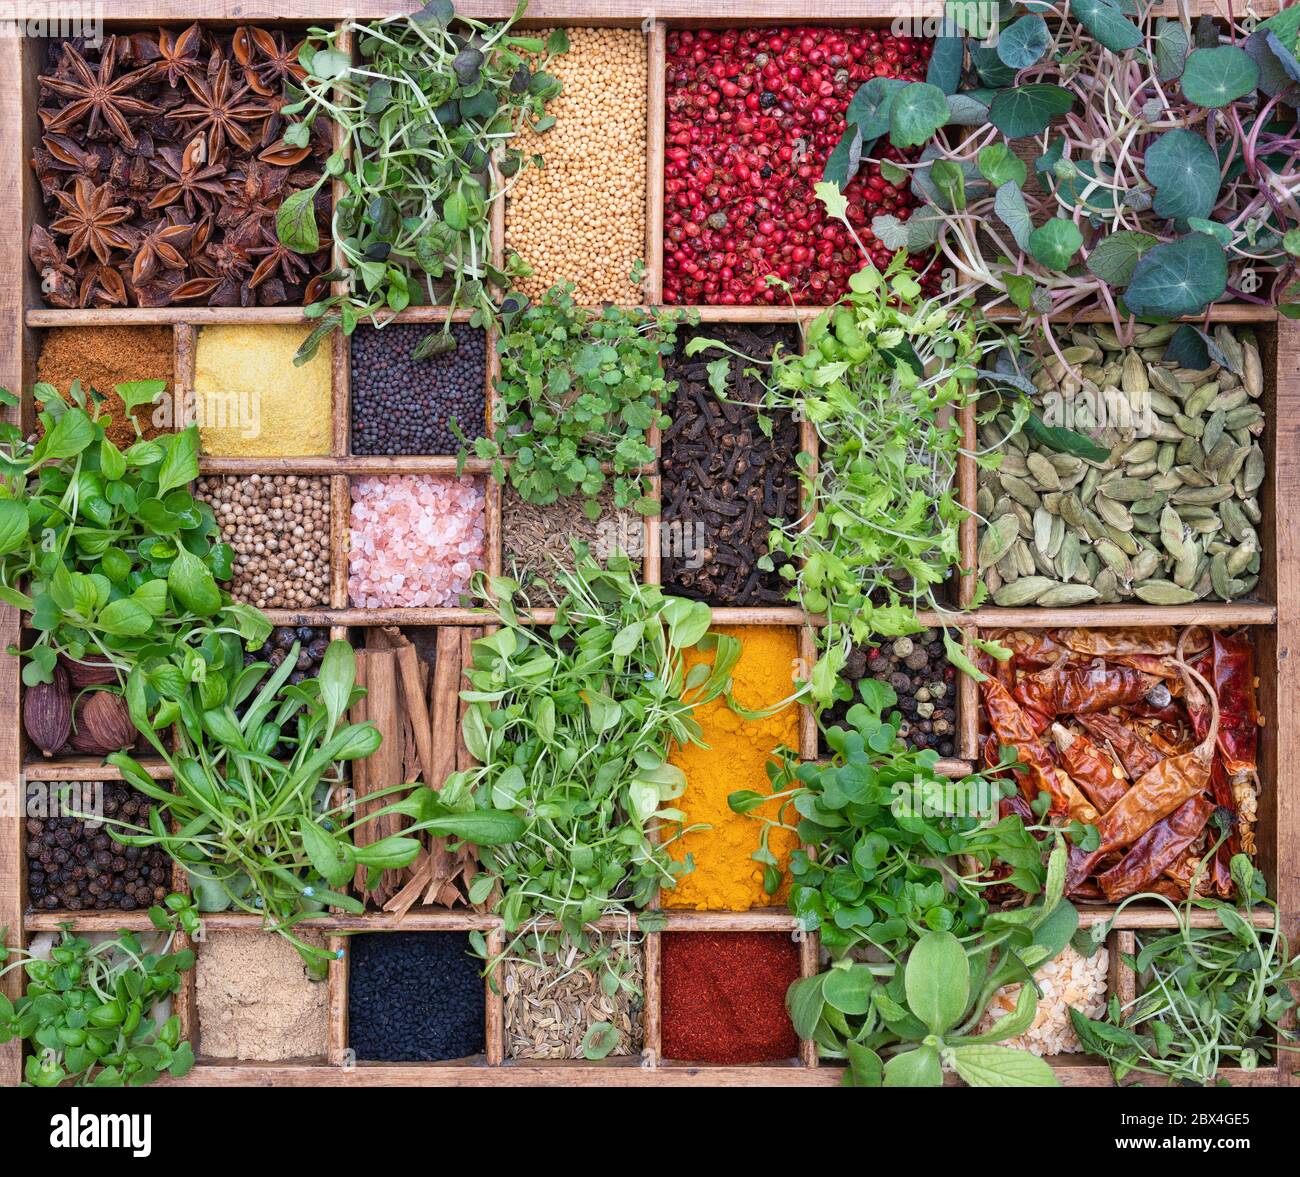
[0,1,1295,1089]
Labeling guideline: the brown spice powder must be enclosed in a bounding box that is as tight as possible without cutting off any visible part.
[195,931,328,1061]
[36,326,173,448]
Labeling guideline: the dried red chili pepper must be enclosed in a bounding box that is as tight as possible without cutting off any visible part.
[1066,659,1219,892]
[1095,794,1215,901]
[1013,665,1159,727]
[1050,723,1128,813]
[979,677,1097,822]
[1076,713,1163,780]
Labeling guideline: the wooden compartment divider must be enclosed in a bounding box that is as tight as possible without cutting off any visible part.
[0,2,1295,1089]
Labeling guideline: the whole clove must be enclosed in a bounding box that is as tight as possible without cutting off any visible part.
[661,323,801,605]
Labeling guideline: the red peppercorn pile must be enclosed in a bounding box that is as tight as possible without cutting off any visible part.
[659,932,800,1064]
[663,26,932,306]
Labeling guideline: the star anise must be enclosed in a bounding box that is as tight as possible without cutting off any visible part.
[151,23,204,87]
[77,261,129,308]
[218,158,287,243]
[174,59,272,157]
[233,27,307,96]
[38,37,156,147]
[130,214,192,286]
[247,224,311,290]
[36,133,105,182]
[150,142,229,216]
[49,177,134,264]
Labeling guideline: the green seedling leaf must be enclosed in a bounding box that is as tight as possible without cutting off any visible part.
[1028,218,1083,269]
[998,14,1051,68]
[1072,0,1142,52]
[1145,129,1221,223]
[889,83,950,147]
[988,84,1074,137]
[1085,230,1157,286]
[1124,233,1228,319]
[1181,45,1259,107]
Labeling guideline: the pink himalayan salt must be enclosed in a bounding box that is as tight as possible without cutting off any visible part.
[348,474,485,608]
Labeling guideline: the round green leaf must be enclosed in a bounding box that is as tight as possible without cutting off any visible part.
[988,84,1074,137]
[904,929,969,1034]
[1181,45,1259,107]
[1123,233,1228,319]
[1145,129,1221,223]
[978,143,1027,188]
[1086,230,1158,285]
[1028,218,1083,269]
[822,964,876,1015]
[1071,0,1143,52]
[998,14,1051,69]
[1154,18,1190,81]
[883,1044,943,1087]
[888,82,951,148]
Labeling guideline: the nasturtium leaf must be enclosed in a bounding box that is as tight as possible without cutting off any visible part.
[930,159,966,210]
[978,143,1027,188]
[988,84,1074,137]
[1028,218,1083,269]
[888,83,951,148]
[1085,230,1157,285]
[1123,233,1228,319]
[993,181,1034,249]
[1244,29,1300,100]
[1154,18,1191,81]
[823,127,866,190]
[927,36,964,93]
[1145,129,1221,223]
[1071,0,1142,52]
[846,77,908,140]
[968,43,1015,88]
[998,14,1051,69]
[1181,45,1259,108]
[1187,217,1232,246]
[946,91,991,124]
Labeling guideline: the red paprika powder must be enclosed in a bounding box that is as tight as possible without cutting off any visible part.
[660,932,800,1064]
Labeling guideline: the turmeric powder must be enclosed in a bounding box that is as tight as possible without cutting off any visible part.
[665,626,800,911]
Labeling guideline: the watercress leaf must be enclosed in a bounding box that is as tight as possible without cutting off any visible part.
[1071,0,1143,52]
[410,809,525,846]
[581,1021,619,1060]
[0,499,28,555]
[276,187,322,254]
[1181,45,1259,107]
[883,1044,943,1087]
[993,181,1033,249]
[978,143,1027,188]
[1145,129,1221,223]
[155,429,199,497]
[988,84,1074,137]
[888,82,950,148]
[785,972,827,1040]
[318,639,355,736]
[843,1041,884,1087]
[1028,217,1083,269]
[1123,233,1228,319]
[823,963,876,1015]
[114,379,167,415]
[37,406,94,462]
[998,13,1051,69]
[949,1043,1061,1086]
[167,546,221,617]
[1085,230,1158,286]
[96,598,153,636]
[905,929,969,1033]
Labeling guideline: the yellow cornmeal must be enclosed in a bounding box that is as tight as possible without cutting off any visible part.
[195,325,332,456]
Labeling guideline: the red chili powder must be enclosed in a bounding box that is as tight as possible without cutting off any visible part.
[660,932,800,1064]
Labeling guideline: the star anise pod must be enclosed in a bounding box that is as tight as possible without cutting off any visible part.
[38,37,156,147]
[77,261,129,308]
[49,177,134,264]
[150,142,229,216]
[233,27,307,96]
[173,59,271,158]
[35,133,105,182]
[218,158,288,242]
[248,224,311,290]
[151,23,204,87]
[130,214,192,286]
